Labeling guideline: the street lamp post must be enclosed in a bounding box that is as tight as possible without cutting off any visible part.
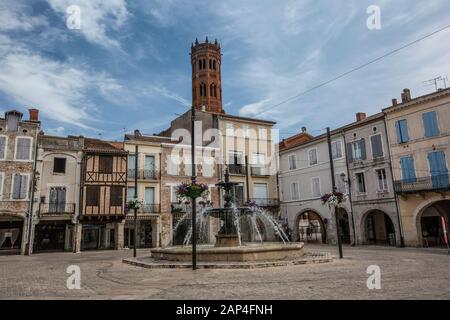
[133,145,138,258]
[191,106,197,270]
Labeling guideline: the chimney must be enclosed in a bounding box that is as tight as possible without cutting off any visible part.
[401,88,411,103]
[28,108,39,122]
[356,112,366,122]
[392,98,398,106]
[301,126,307,133]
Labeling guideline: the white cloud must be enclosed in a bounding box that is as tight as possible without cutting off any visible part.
[0,36,122,130]
[46,0,129,48]
[145,85,190,107]
[0,0,48,31]
[239,99,271,117]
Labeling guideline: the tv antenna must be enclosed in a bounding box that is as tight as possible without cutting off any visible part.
[423,76,448,91]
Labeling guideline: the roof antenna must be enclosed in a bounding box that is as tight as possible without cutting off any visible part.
[423,76,447,91]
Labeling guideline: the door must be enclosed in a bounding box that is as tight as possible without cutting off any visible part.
[49,187,66,213]
[145,156,155,178]
[253,183,268,205]
[428,151,449,188]
[145,187,155,212]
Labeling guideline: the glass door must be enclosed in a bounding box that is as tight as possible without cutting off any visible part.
[145,155,155,179]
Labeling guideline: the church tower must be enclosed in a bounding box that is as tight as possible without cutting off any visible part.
[191,37,223,113]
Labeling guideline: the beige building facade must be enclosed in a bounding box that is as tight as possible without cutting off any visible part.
[384,88,450,247]
[0,109,40,255]
[32,135,83,253]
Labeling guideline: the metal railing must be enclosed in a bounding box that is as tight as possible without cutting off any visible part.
[249,198,280,207]
[228,164,246,175]
[251,166,270,176]
[127,169,160,180]
[39,203,76,215]
[394,174,450,194]
[141,203,160,213]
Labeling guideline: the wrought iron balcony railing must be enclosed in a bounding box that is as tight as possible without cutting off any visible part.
[141,203,160,213]
[394,174,450,194]
[251,166,270,176]
[127,169,160,180]
[228,164,246,175]
[39,203,76,215]
[249,198,280,207]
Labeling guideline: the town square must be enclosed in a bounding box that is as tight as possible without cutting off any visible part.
[0,0,450,303]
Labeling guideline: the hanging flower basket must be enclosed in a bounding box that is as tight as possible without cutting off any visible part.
[321,191,346,209]
[126,198,143,211]
[176,182,209,200]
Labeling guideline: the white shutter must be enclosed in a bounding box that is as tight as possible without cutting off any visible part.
[19,175,28,199]
[312,177,321,198]
[0,137,6,159]
[16,138,31,160]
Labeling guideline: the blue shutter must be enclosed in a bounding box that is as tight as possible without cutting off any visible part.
[428,151,449,188]
[395,121,402,144]
[400,156,416,183]
[423,111,439,138]
[400,120,409,143]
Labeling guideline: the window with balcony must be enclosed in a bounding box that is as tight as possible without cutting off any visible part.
[400,156,416,183]
[127,187,135,201]
[49,187,66,212]
[395,119,409,143]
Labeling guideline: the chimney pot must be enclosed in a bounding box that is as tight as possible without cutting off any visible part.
[392,98,398,106]
[356,112,366,122]
[402,88,411,102]
[301,126,307,133]
[28,108,39,122]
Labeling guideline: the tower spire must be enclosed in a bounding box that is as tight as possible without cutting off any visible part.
[191,37,223,113]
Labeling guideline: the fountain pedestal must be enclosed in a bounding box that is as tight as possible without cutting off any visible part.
[215,234,240,247]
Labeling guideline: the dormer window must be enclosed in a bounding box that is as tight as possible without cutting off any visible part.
[6,112,21,132]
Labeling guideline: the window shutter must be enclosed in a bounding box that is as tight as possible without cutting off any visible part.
[360,139,367,160]
[12,174,21,199]
[423,111,439,138]
[19,175,28,199]
[371,135,383,158]
[401,157,416,183]
[346,143,353,162]
[395,121,402,144]
[0,137,6,159]
[400,120,409,142]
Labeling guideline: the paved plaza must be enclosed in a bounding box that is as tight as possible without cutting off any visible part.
[0,245,449,300]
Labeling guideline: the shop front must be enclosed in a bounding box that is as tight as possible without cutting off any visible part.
[0,220,24,254]
[33,221,73,252]
[81,223,116,250]
[124,217,154,248]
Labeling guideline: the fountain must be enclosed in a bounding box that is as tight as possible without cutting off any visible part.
[150,169,306,263]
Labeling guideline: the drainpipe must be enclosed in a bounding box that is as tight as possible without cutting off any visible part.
[383,116,405,247]
[342,131,357,246]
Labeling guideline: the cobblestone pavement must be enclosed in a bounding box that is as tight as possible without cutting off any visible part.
[0,245,449,299]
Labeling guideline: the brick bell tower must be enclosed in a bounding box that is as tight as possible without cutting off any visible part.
[191,37,223,113]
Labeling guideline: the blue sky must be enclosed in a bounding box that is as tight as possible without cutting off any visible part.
[1,0,450,140]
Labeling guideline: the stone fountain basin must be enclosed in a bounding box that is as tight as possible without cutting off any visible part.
[150,242,304,262]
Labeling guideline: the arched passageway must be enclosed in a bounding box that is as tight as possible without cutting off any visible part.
[297,210,327,244]
[365,210,396,246]
[418,200,450,248]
